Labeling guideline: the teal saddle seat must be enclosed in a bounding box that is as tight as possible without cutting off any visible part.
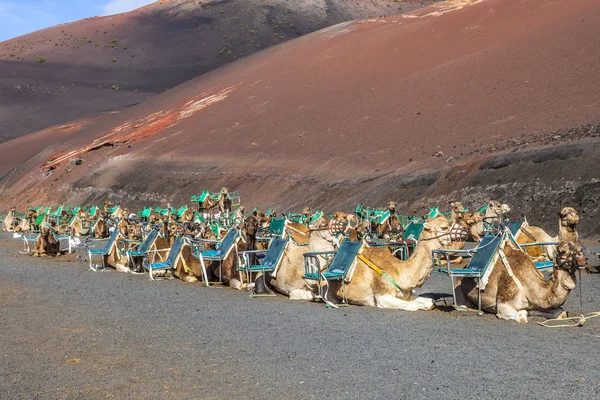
[197,229,239,261]
[303,240,362,281]
[246,238,288,273]
[149,236,185,271]
[128,229,159,258]
[88,228,119,256]
[437,234,502,278]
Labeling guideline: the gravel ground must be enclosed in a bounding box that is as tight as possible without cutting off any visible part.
[1,232,600,400]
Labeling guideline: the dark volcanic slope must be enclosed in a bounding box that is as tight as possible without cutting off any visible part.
[0,0,436,144]
[2,0,600,235]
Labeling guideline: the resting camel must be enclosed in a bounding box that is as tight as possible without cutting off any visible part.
[268,222,338,299]
[3,207,20,232]
[171,230,244,287]
[101,218,143,272]
[15,210,37,233]
[217,187,232,214]
[328,215,453,310]
[70,214,91,237]
[33,222,60,257]
[92,212,110,238]
[456,241,585,323]
[516,207,579,260]
[374,201,402,238]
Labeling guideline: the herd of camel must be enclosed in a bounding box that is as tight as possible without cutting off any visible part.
[1,192,587,324]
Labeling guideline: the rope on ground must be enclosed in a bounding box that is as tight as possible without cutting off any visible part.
[537,312,600,328]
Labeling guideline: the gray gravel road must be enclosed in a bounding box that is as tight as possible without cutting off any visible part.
[1,232,600,399]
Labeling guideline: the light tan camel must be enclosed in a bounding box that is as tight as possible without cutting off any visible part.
[375,201,402,238]
[3,207,20,232]
[333,215,453,310]
[268,222,337,299]
[456,241,585,323]
[517,207,579,260]
[15,210,37,233]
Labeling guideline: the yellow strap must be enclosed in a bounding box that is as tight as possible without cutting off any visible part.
[358,254,402,291]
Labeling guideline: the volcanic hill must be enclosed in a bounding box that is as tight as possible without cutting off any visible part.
[2,0,600,235]
[0,0,437,145]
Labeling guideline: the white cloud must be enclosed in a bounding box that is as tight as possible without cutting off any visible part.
[103,0,155,16]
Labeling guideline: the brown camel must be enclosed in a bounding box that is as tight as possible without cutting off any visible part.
[456,241,585,323]
[33,224,60,257]
[92,212,110,239]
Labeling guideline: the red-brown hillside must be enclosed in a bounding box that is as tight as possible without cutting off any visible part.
[0,0,435,144]
[2,0,600,234]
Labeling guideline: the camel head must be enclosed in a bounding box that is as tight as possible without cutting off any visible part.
[559,207,579,231]
[244,215,259,236]
[488,200,510,216]
[421,215,453,247]
[301,206,312,216]
[555,241,586,277]
[308,214,330,230]
[387,201,397,212]
[221,187,229,195]
[450,201,465,214]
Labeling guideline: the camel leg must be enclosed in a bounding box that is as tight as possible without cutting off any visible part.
[496,303,528,323]
[289,289,315,300]
[375,294,434,311]
[115,262,131,273]
[453,277,472,307]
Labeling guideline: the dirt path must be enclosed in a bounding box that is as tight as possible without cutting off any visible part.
[1,232,599,399]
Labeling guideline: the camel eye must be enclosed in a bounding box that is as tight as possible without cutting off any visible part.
[441,226,448,231]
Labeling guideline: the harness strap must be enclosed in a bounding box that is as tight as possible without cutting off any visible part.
[358,254,402,292]
[498,247,525,291]
[519,226,538,242]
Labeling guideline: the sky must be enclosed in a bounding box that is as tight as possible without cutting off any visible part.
[0,0,155,41]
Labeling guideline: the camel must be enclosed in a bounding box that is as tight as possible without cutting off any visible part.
[327,215,453,310]
[3,207,20,232]
[15,210,37,233]
[268,222,338,300]
[456,241,585,323]
[101,219,144,272]
[33,224,61,257]
[92,212,110,238]
[70,214,91,237]
[516,207,579,260]
[482,200,511,230]
[449,202,484,243]
[217,187,232,214]
[374,201,402,238]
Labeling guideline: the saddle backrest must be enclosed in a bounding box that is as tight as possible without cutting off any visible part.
[139,229,159,253]
[466,234,503,274]
[103,228,120,253]
[166,237,185,266]
[507,220,524,237]
[403,223,424,241]
[261,238,288,272]
[327,240,362,276]
[269,218,286,236]
[216,229,239,258]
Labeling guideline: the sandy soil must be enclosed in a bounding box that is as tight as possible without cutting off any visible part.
[1,232,600,399]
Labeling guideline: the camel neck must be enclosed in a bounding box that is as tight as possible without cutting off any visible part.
[558,221,578,242]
